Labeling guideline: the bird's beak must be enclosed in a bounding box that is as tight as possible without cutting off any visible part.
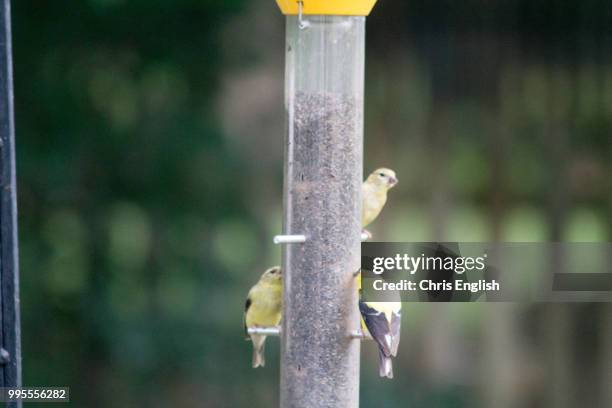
[388,177,398,187]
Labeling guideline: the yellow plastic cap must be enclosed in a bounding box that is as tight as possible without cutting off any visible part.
[275,0,378,16]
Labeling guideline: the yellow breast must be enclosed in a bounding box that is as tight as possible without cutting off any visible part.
[245,282,282,328]
[362,184,388,227]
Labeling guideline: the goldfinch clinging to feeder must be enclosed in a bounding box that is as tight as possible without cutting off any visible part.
[244,266,283,368]
[357,273,402,379]
[362,168,398,228]
[360,299,401,378]
[359,168,401,377]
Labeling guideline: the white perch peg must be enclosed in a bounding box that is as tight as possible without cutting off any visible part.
[248,326,281,337]
[349,330,372,340]
[273,234,307,244]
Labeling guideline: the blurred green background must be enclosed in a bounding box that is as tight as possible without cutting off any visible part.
[12,0,612,407]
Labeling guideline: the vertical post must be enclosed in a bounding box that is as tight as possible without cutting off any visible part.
[0,0,21,403]
[280,13,365,408]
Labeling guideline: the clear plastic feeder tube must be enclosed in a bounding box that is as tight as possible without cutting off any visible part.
[281,15,365,408]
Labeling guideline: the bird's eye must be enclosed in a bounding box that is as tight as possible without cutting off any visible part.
[379,173,386,177]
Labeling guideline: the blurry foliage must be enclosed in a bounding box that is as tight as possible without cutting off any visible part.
[11,0,612,407]
[13,0,262,406]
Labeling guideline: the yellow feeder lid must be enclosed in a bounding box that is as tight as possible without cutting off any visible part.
[275,0,378,16]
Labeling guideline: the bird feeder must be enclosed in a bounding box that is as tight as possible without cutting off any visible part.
[274,1,377,406]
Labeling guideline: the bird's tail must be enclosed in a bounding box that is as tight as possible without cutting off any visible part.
[378,348,394,379]
[251,334,267,368]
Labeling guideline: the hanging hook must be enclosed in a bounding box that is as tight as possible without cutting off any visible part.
[297,0,310,29]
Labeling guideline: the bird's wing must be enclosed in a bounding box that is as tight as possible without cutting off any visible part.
[390,310,401,356]
[359,300,393,357]
[244,297,252,339]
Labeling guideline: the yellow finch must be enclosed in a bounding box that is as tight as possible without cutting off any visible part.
[357,273,402,378]
[359,168,402,378]
[244,266,282,368]
[362,168,398,228]
[359,299,401,378]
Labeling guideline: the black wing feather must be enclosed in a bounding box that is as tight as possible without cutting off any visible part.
[243,297,252,338]
[390,310,401,356]
[359,300,393,357]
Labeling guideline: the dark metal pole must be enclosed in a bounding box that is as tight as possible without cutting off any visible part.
[0,0,22,405]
